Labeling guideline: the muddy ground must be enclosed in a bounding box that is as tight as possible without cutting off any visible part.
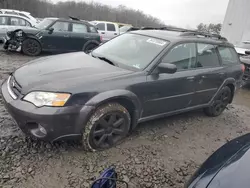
[0,49,250,188]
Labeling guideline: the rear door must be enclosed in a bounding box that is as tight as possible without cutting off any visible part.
[106,23,118,40]
[191,43,225,106]
[41,21,71,51]
[69,22,89,51]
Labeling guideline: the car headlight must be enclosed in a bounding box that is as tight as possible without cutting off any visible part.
[23,92,71,107]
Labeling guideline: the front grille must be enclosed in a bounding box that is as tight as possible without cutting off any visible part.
[7,76,22,99]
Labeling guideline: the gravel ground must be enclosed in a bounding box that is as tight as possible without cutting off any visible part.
[1,49,250,188]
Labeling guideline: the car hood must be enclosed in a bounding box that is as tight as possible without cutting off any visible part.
[235,47,249,55]
[13,52,133,94]
[186,133,250,188]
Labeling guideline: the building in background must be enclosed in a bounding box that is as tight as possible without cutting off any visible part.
[221,0,250,45]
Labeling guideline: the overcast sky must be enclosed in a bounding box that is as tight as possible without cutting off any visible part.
[51,0,229,28]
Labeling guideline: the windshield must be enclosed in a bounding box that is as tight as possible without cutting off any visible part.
[36,18,54,29]
[119,25,132,33]
[92,33,169,70]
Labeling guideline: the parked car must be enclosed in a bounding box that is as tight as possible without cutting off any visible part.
[186,133,250,188]
[1,28,244,151]
[0,9,38,26]
[240,52,250,84]
[3,17,101,56]
[119,25,140,34]
[89,21,120,42]
[0,14,33,43]
[235,41,250,56]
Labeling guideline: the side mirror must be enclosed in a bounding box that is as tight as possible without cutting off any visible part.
[245,51,250,55]
[48,27,54,34]
[158,63,177,74]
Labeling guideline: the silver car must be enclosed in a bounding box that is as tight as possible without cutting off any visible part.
[0,14,33,43]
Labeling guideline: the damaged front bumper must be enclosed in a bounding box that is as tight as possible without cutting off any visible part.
[4,30,25,52]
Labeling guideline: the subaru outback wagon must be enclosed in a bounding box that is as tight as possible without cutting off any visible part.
[1,27,244,151]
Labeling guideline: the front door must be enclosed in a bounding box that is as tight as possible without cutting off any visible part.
[41,21,71,52]
[143,43,197,117]
[96,22,107,42]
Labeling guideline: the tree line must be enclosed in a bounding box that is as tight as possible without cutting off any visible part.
[0,0,165,27]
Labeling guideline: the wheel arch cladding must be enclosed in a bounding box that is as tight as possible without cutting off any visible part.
[226,83,235,103]
[24,35,42,46]
[85,90,141,131]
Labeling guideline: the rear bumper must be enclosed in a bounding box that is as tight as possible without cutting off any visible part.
[1,79,95,141]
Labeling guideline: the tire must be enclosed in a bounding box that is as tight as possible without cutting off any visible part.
[204,86,232,117]
[83,43,98,53]
[22,38,41,56]
[82,103,131,151]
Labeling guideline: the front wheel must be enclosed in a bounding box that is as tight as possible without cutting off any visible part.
[204,86,232,117]
[22,38,41,56]
[82,103,131,151]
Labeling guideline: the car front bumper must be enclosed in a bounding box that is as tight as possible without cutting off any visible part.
[1,79,95,141]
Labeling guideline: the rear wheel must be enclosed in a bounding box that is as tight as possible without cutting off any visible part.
[83,43,98,53]
[82,103,131,151]
[22,38,41,56]
[204,86,232,117]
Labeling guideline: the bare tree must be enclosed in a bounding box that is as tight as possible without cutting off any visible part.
[0,0,164,27]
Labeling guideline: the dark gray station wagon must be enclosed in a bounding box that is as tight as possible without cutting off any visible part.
[1,28,244,151]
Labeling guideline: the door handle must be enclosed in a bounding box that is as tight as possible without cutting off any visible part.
[114,33,117,35]
[64,35,69,37]
[101,32,105,34]
[201,75,207,79]
[186,76,195,80]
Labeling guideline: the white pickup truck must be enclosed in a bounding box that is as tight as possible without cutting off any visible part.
[89,21,120,42]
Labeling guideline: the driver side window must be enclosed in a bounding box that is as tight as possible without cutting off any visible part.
[51,21,69,32]
[161,43,196,71]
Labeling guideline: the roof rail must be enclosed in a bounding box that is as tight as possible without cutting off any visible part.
[180,31,227,41]
[140,26,227,41]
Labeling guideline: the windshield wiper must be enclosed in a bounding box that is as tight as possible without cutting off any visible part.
[92,54,117,67]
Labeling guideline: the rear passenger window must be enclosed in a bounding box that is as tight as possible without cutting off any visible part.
[72,23,87,33]
[197,43,220,67]
[0,16,7,25]
[162,43,196,70]
[96,23,105,31]
[107,23,115,31]
[89,26,97,33]
[218,47,239,65]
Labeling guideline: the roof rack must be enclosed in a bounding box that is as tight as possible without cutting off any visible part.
[140,26,227,41]
[180,31,227,41]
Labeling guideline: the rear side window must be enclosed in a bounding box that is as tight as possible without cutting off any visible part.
[218,47,239,65]
[162,43,196,70]
[197,43,220,67]
[72,23,87,33]
[96,23,105,31]
[107,23,115,31]
[10,17,27,26]
[0,16,8,25]
[89,26,97,33]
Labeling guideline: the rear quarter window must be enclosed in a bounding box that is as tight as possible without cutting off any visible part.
[218,47,239,65]
[89,26,98,33]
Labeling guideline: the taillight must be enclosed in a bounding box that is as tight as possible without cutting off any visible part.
[241,64,245,72]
